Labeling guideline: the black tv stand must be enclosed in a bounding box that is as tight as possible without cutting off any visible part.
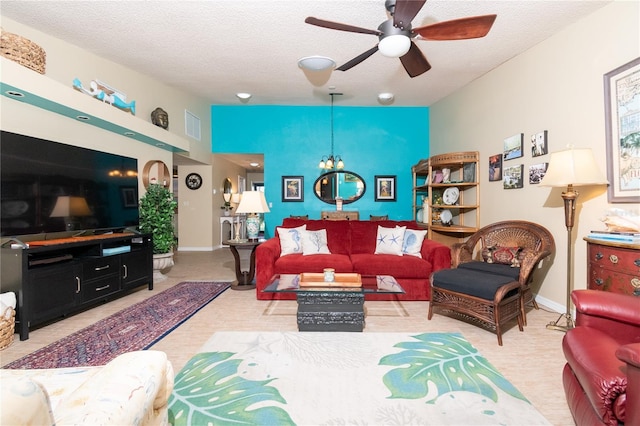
[1,232,153,340]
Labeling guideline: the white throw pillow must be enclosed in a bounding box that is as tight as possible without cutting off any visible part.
[374,225,406,256]
[402,228,427,258]
[301,229,331,255]
[277,225,307,256]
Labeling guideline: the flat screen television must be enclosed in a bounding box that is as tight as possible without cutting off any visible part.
[1,130,139,237]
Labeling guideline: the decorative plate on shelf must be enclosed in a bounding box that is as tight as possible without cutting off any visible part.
[443,187,459,205]
[441,210,453,226]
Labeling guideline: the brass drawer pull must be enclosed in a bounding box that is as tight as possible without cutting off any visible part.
[594,278,604,286]
[595,252,603,261]
[632,278,640,289]
[608,254,618,264]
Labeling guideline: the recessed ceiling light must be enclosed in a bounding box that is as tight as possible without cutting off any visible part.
[298,56,336,71]
[378,92,394,104]
[5,90,25,98]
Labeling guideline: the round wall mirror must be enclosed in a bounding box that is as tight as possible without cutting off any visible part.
[313,171,366,205]
[223,178,232,202]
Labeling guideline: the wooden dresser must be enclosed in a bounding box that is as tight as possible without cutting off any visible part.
[584,237,640,297]
[321,211,359,221]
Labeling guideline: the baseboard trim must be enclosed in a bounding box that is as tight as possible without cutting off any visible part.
[177,246,214,252]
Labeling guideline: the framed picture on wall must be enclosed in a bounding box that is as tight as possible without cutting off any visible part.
[282,176,304,202]
[238,176,246,194]
[531,130,548,157]
[374,175,396,201]
[489,154,502,182]
[529,163,548,184]
[503,133,523,161]
[503,165,524,189]
[604,57,640,203]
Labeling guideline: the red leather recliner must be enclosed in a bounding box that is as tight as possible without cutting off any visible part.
[562,290,640,425]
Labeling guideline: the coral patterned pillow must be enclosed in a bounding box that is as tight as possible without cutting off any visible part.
[301,229,331,255]
[482,246,523,267]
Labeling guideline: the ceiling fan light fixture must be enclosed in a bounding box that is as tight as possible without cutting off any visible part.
[378,34,411,58]
[298,56,336,71]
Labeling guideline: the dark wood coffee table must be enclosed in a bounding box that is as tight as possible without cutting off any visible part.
[262,274,404,332]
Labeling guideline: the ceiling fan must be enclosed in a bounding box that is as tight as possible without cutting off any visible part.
[305,0,497,78]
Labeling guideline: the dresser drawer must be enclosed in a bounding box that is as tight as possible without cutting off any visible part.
[588,266,640,296]
[587,243,640,272]
[81,276,120,303]
[83,257,120,280]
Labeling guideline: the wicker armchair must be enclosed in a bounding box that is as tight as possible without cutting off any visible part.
[428,220,555,345]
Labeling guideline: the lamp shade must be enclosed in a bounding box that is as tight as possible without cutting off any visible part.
[50,196,91,217]
[540,148,608,187]
[235,191,270,214]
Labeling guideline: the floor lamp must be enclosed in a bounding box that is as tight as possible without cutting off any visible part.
[540,147,608,332]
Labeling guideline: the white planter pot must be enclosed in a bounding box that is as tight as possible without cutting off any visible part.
[152,252,174,282]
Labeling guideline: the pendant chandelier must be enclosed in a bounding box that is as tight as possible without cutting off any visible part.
[318,93,345,170]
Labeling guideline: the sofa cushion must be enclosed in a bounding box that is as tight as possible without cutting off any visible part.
[402,228,428,258]
[351,253,431,278]
[283,219,351,255]
[277,225,306,256]
[301,229,331,255]
[350,220,418,254]
[431,268,517,300]
[374,225,406,255]
[274,253,353,274]
[457,261,521,281]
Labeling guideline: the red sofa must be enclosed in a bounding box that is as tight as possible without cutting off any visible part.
[255,218,452,300]
[562,290,640,426]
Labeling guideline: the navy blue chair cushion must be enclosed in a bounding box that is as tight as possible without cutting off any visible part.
[457,261,520,281]
[432,268,517,300]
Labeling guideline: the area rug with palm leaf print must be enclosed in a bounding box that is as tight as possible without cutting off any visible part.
[168,332,550,425]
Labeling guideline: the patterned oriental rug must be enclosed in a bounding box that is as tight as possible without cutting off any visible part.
[3,281,229,369]
[168,332,550,425]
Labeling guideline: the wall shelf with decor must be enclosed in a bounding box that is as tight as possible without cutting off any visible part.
[427,151,480,243]
[0,58,189,153]
[411,158,430,228]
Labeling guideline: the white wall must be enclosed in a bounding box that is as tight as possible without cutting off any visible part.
[430,1,639,311]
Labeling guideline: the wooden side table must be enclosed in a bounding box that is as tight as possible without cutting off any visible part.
[224,240,261,291]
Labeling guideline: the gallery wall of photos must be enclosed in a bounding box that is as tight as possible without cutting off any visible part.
[488,130,549,189]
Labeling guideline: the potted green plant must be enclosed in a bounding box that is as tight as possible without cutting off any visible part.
[139,182,177,282]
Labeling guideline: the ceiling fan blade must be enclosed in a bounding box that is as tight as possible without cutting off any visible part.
[399,42,431,78]
[413,14,497,40]
[393,0,427,29]
[305,17,381,36]
[336,46,379,71]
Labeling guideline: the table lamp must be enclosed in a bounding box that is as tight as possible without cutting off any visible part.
[235,191,270,241]
[50,196,92,231]
[540,147,608,331]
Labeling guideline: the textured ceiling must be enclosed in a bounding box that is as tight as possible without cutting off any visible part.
[1,0,612,108]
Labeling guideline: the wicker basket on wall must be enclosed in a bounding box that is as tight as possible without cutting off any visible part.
[0,28,46,74]
[0,307,16,350]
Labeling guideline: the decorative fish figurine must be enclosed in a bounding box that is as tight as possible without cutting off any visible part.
[72,78,136,115]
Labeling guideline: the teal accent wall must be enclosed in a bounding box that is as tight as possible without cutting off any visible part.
[211,105,429,237]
